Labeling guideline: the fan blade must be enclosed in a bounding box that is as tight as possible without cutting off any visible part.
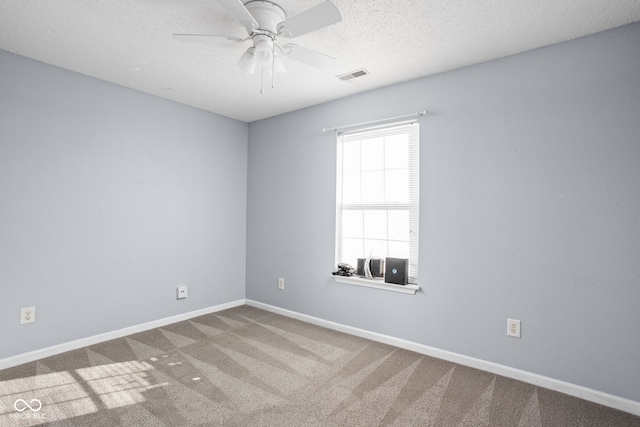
[280,44,335,70]
[277,0,341,38]
[173,34,246,45]
[217,0,258,32]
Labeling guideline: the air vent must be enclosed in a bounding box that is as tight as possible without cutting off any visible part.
[336,69,369,82]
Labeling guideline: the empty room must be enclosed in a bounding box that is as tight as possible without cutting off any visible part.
[1,0,639,425]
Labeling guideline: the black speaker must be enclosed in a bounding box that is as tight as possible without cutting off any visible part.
[385,258,408,285]
[357,258,385,278]
[370,259,384,278]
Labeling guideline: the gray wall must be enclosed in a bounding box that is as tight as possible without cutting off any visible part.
[246,23,640,402]
[0,51,248,358]
[2,22,639,404]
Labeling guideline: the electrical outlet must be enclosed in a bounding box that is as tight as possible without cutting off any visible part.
[507,318,521,338]
[277,278,284,290]
[177,286,188,299]
[20,306,36,324]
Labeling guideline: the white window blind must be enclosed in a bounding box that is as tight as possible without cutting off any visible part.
[336,120,420,283]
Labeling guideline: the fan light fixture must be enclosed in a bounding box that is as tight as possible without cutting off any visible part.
[253,35,273,66]
[237,47,257,74]
[271,55,286,74]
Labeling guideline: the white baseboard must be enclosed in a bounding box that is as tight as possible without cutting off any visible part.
[246,299,640,417]
[0,299,246,371]
[3,298,638,416]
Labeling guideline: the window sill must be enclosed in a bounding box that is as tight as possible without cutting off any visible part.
[333,276,420,295]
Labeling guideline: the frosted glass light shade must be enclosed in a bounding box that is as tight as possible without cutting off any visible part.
[267,55,286,77]
[237,48,256,74]
[273,55,286,73]
[254,39,273,66]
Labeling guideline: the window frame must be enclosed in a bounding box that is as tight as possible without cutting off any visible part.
[335,119,420,287]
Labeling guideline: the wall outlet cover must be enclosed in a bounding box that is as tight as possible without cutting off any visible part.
[177,286,188,299]
[21,306,36,324]
[507,318,521,338]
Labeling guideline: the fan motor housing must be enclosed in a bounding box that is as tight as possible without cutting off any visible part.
[244,1,286,35]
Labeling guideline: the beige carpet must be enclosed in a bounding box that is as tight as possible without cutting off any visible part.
[1,305,638,426]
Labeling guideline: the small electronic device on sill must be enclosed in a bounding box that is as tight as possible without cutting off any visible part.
[384,258,409,285]
[356,258,384,278]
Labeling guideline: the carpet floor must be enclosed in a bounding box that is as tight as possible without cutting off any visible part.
[1,305,638,426]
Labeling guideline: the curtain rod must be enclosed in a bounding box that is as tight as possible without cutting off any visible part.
[322,110,427,133]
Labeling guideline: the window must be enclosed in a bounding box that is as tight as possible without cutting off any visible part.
[336,120,420,284]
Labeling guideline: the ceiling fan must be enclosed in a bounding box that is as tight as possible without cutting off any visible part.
[174,0,342,93]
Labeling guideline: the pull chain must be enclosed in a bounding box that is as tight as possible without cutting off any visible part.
[271,42,276,88]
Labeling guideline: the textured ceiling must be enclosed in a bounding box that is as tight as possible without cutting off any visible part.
[1,0,639,122]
